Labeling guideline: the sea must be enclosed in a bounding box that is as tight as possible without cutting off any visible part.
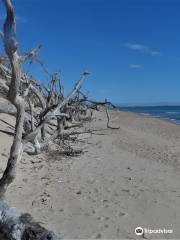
[119,106,180,125]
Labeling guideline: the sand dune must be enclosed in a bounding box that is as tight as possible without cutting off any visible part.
[0,109,180,239]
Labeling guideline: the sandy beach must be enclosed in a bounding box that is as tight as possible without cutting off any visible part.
[1,109,180,239]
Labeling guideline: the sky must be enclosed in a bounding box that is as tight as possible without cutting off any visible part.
[0,0,180,105]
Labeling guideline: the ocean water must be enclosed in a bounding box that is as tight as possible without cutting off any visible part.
[120,106,180,125]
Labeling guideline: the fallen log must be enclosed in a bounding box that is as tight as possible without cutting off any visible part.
[0,201,61,240]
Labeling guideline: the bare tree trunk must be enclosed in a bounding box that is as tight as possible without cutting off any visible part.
[57,117,63,135]
[23,71,90,144]
[105,107,120,130]
[0,0,25,199]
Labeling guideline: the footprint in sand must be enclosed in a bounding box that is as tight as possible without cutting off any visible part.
[95,233,102,238]
[119,211,126,217]
[126,166,133,171]
[32,191,51,206]
[1,152,8,157]
[121,188,130,193]
[22,178,28,183]
[76,190,82,195]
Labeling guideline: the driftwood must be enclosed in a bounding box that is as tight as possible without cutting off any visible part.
[105,107,120,130]
[0,201,61,240]
[0,0,25,198]
[0,0,89,237]
[23,71,90,145]
[0,0,91,198]
[0,0,118,237]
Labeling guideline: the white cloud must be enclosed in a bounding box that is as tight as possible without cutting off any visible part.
[124,42,161,56]
[129,64,142,69]
[151,51,161,56]
[125,43,148,51]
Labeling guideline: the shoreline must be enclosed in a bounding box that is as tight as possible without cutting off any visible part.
[118,107,180,126]
[117,108,180,126]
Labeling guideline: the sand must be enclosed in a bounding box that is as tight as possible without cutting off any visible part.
[0,109,180,239]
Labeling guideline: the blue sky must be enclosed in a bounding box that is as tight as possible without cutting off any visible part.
[0,0,180,105]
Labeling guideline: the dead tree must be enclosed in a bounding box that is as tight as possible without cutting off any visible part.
[105,107,120,129]
[0,0,90,238]
[22,70,90,153]
[0,0,25,198]
[0,1,60,238]
[0,0,91,196]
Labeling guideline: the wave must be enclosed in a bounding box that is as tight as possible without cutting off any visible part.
[151,115,161,118]
[165,111,179,114]
[141,113,150,116]
[121,106,180,125]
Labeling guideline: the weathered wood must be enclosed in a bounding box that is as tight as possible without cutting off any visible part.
[0,201,61,240]
[105,107,120,130]
[23,71,90,144]
[0,0,25,199]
